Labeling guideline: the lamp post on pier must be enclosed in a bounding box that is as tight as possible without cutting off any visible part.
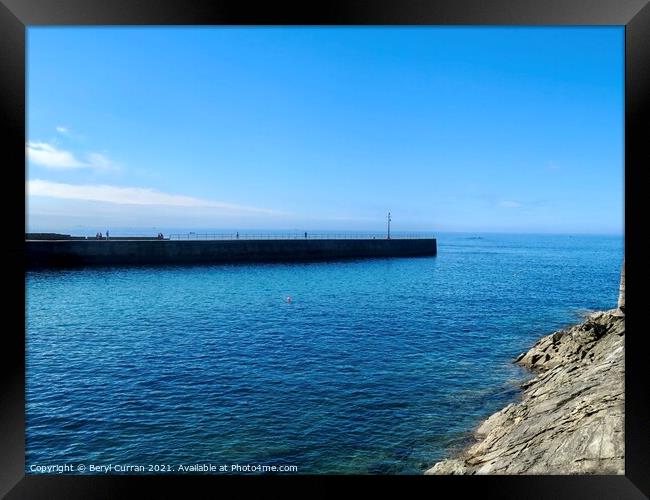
[387,211,391,240]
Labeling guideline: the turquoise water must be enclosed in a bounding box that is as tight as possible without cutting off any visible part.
[25,233,623,474]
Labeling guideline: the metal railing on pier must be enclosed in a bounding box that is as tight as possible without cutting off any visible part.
[166,232,434,241]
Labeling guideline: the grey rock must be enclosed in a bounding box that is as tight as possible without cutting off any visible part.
[426,310,624,475]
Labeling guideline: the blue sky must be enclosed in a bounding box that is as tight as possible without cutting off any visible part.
[27,27,623,234]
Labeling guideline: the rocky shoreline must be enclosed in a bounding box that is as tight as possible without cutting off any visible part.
[426,308,625,475]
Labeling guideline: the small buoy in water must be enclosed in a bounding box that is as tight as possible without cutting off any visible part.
[286,296,292,303]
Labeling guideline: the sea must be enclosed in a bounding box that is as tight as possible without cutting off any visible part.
[25,232,624,474]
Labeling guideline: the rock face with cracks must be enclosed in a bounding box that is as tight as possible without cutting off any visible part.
[426,310,624,475]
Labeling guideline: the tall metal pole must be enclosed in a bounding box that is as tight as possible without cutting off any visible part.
[387,211,391,240]
[617,259,625,314]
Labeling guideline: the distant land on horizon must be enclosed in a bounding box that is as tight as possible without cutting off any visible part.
[25,226,624,238]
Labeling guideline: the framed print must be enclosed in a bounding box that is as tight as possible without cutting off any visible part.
[1,0,648,498]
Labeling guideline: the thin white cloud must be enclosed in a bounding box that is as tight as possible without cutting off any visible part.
[27,142,88,169]
[499,200,522,209]
[55,126,69,135]
[26,142,118,171]
[27,179,282,215]
[86,153,113,169]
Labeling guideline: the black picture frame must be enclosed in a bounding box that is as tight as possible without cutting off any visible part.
[2,0,647,497]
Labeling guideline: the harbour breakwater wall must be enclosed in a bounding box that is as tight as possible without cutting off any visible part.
[26,238,437,267]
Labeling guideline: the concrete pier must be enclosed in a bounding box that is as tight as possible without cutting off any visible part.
[25,238,437,267]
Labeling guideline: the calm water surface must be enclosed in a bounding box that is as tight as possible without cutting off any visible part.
[25,233,623,473]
